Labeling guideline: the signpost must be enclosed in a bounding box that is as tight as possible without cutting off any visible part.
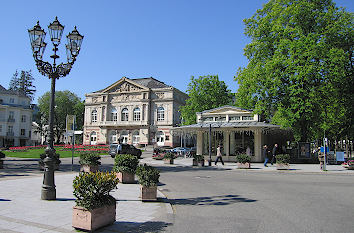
[66,115,76,171]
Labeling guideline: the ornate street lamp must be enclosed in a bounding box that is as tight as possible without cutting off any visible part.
[28,17,83,200]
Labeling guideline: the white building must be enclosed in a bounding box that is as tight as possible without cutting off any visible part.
[0,85,33,147]
[83,77,188,146]
[173,106,289,162]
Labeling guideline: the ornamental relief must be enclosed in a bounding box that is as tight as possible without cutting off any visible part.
[111,93,141,102]
[156,92,165,99]
[110,82,142,93]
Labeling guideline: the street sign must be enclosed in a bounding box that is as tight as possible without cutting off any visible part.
[66,115,76,133]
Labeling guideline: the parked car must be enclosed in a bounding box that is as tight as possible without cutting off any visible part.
[171,147,191,154]
[109,144,142,159]
[153,146,173,155]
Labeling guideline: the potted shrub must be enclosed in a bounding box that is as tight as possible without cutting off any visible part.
[79,151,101,172]
[276,154,290,170]
[0,151,5,169]
[39,152,61,170]
[192,154,205,167]
[236,154,251,169]
[72,171,118,231]
[136,164,160,201]
[113,154,139,183]
[163,152,174,164]
[342,158,354,170]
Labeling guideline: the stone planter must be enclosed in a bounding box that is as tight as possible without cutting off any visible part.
[237,162,251,169]
[80,165,99,173]
[164,159,174,164]
[193,159,204,167]
[141,186,157,201]
[117,171,135,184]
[276,163,290,170]
[72,204,116,231]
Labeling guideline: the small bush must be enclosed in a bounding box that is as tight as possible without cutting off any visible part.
[236,154,251,163]
[0,151,5,159]
[163,152,175,160]
[193,154,204,161]
[39,152,61,167]
[113,154,139,174]
[73,171,118,210]
[136,164,160,187]
[276,154,290,164]
[79,151,101,166]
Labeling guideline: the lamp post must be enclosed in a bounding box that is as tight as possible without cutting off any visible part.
[28,17,83,200]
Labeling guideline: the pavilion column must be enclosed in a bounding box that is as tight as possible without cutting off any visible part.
[197,131,203,155]
[230,132,235,155]
[224,131,230,159]
[254,130,262,162]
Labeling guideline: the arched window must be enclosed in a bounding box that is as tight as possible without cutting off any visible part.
[121,108,129,121]
[90,131,97,145]
[111,107,117,121]
[132,131,140,144]
[91,110,97,122]
[157,107,164,121]
[133,107,141,121]
[109,130,117,143]
[156,131,165,146]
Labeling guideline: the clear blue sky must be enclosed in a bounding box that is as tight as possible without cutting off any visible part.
[1,0,353,103]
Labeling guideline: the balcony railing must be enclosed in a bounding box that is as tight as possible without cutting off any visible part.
[6,132,14,136]
[7,118,15,122]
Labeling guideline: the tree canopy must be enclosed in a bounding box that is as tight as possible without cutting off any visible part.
[180,75,234,125]
[38,90,85,143]
[235,0,353,142]
[9,70,36,101]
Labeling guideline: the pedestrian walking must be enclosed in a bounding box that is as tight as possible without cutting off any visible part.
[215,144,224,165]
[263,145,271,167]
[271,143,278,165]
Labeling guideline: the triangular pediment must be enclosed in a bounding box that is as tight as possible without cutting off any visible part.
[201,106,253,115]
[100,77,148,93]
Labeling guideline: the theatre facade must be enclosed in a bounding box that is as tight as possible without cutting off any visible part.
[83,77,188,146]
[173,106,290,162]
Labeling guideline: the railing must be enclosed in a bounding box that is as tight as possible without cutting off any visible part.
[7,118,15,122]
[6,132,14,136]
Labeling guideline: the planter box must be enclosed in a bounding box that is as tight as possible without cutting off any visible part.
[80,165,99,173]
[164,159,174,164]
[276,163,290,170]
[117,172,135,184]
[237,162,251,169]
[141,186,157,201]
[72,204,116,231]
[192,159,205,167]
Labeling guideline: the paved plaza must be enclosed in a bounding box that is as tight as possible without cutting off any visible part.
[0,152,353,232]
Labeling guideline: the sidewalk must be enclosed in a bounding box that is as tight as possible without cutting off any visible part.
[0,171,173,233]
[141,156,354,175]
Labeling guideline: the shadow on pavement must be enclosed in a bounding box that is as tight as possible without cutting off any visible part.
[169,194,257,206]
[0,199,11,201]
[98,221,172,233]
[151,165,232,174]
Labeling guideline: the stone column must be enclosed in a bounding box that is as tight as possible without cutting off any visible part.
[197,131,203,155]
[254,130,262,162]
[224,131,230,160]
[230,132,235,155]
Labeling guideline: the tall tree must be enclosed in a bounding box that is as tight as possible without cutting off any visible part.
[235,0,353,142]
[180,75,233,125]
[9,70,36,100]
[38,91,84,143]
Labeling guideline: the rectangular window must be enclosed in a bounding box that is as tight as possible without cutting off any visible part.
[229,116,241,121]
[134,111,140,121]
[9,111,14,119]
[8,126,13,133]
[0,125,2,132]
[103,96,106,102]
[21,115,26,122]
[242,116,254,121]
[202,117,214,122]
[10,98,14,103]
[21,129,25,136]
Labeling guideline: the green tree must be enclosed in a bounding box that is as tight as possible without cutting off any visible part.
[235,0,353,142]
[180,75,233,125]
[9,70,36,100]
[38,91,85,143]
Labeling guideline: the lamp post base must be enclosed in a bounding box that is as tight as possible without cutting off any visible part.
[208,160,212,166]
[41,187,56,200]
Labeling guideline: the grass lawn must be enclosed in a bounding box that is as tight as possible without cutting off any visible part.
[3,148,107,159]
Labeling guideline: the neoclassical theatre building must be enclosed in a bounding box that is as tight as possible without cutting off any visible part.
[83,77,188,146]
